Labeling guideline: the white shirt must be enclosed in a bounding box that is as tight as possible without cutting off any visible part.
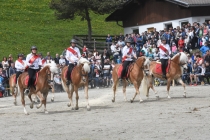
[59,58,66,65]
[159,44,171,59]
[65,46,81,64]
[15,59,26,72]
[122,46,135,61]
[26,53,42,69]
[110,45,116,53]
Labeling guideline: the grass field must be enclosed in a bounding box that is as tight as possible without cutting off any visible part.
[0,0,123,58]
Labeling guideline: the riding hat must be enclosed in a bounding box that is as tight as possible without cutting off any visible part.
[70,39,77,44]
[18,53,23,57]
[31,46,37,50]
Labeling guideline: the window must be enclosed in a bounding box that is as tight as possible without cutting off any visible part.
[180,21,189,28]
[132,29,139,34]
[164,23,173,30]
[147,27,154,33]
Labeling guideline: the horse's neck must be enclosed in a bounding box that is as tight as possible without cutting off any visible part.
[172,55,180,64]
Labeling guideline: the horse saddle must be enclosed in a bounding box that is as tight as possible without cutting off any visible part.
[118,63,133,78]
[64,66,76,79]
[154,60,171,75]
[25,73,39,86]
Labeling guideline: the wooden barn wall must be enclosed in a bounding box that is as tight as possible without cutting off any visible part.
[123,0,191,27]
[190,6,210,17]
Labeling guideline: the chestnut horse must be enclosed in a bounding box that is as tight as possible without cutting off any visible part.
[61,58,90,111]
[112,57,149,103]
[17,62,59,115]
[142,52,188,98]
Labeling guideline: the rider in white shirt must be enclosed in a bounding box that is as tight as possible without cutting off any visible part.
[65,39,81,85]
[121,39,137,80]
[15,54,26,83]
[25,46,42,93]
[158,37,171,79]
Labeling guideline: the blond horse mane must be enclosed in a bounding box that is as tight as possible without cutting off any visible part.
[171,52,188,65]
[78,58,90,73]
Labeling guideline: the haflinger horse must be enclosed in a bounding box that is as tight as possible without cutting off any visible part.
[112,57,149,103]
[17,61,59,115]
[61,57,90,111]
[142,52,188,99]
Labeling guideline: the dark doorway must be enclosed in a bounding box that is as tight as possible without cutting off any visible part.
[133,29,139,34]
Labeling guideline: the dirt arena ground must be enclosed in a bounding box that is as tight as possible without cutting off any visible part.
[0,85,210,140]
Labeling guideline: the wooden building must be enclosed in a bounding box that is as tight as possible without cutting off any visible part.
[106,0,210,34]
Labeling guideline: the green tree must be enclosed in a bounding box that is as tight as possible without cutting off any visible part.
[50,0,124,41]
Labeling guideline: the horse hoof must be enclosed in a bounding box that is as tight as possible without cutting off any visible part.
[71,107,75,110]
[87,106,91,111]
[156,96,159,99]
[140,100,143,103]
[183,95,186,98]
[30,104,34,109]
[36,106,40,109]
[75,107,79,110]
[51,98,54,102]
[13,102,17,106]
[167,96,171,99]
[67,103,71,107]
[130,99,133,103]
[112,99,115,103]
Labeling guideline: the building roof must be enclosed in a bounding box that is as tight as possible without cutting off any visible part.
[166,0,210,7]
[106,0,210,22]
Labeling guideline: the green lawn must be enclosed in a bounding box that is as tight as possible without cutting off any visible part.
[0,0,123,58]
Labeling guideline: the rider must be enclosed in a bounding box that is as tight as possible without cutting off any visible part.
[121,39,137,80]
[25,46,42,93]
[15,54,25,83]
[158,37,171,79]
[65,39,81,85]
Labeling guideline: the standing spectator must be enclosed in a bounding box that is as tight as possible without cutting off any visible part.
[59,55,66,66]
[113,35,119,43]
[2,57,8,70]
[119,33,125,41]
[204,50,210,64]
[153,48,160,60]
[171,42,177,55]
[93,61,102,89]
[178,36,185,52]
[110,42,116,54]
[94,52,101,63]
[8,62,16,77]
[45,52,52,60]
[113,45,120,63]
[136,34,143,52]
[117,38,125,47]
[8,56,13,67]
[54,53,60,64]
[102,59,112,87]
[106,34,112,43]
[0,72,5,97]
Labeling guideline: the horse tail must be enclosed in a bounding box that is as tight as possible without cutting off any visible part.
[140,75,149,96]
[83,63,90,73]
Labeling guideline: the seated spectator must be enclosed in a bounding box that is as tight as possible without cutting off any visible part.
[204,62,210,84]
[118,33,125,41]
[117,38,125,47]
[2,57,8,71]
[195,55,203,66]
[45,52,52,60]
[200,42,209,57]
[59,55,66,66]
[94,52,101,63]
[199,63,206,85]
[106,34,112,43]
[146,48,154,60]
[190,63,201,86]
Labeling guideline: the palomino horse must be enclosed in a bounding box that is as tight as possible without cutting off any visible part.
[142,52,188,98]
[17,62,59,115]
[9,74,18,105]
[61,58,90,111]
[112,57,149,103]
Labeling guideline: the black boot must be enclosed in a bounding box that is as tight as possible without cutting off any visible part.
[66,80,70,85]
[162,74,167,79]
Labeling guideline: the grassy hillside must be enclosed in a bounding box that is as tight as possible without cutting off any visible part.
[0,0,123,58]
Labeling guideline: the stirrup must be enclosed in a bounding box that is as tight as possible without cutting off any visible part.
[66,80,70,85]
[24,88,30,94]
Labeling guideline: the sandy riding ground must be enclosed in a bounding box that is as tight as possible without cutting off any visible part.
[0,85,210,140]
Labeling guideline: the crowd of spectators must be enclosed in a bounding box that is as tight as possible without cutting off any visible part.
[1,21,210,97]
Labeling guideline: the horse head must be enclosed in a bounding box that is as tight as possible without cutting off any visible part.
[171,52,188,66]
[44,60,59,74]
[78,58,90,82]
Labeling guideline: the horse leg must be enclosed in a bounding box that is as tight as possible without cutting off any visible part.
[112,77,119,102]
[177,78,186,98]
[84,85,90,111]
[20,88,28,115]
[67,85,74,109]
[167,79,172,98]
[43,92,49,114]
[74,86,79,110]
[36,92,43,109]
[12,86,17,105]
[131,81,143,103]
[150,85,159,99]
[28,91,34,109]
[122,79,127,101]
[51,85,55,102]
